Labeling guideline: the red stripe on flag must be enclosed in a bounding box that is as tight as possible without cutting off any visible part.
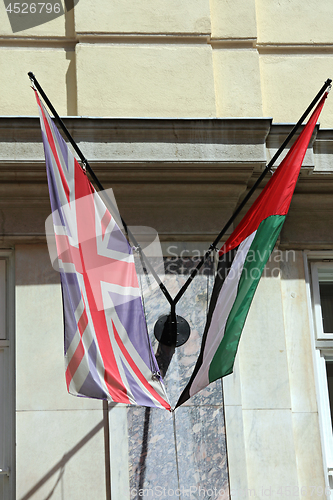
[34,90,70,203]
[78,309,89,336]
[74,167,131,404]
[101,209,111,239]
[54,233,83,274]
[111,320,171,410]
[81,257,131,404]
[65,339,85,390]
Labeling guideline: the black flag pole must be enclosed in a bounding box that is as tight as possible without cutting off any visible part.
[28,72,174,309]
[103,400,112,500]
[172,78,332,307]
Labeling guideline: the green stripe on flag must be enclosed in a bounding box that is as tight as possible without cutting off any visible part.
[208,214,286,382]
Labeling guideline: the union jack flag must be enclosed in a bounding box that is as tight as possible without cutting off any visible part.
[35,90,170,410]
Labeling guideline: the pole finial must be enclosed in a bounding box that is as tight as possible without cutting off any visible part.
[28,72,37,90]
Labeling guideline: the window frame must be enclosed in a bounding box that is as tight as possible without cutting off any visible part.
[0,249,15,499]
[304,252,333,492]
[310,262,333,341]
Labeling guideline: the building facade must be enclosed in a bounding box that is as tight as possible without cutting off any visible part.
[0,1,333,499]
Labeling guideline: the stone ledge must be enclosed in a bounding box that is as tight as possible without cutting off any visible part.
[0,117,332,242]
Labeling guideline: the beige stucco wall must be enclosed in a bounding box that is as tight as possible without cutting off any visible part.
[0,1,74,36]
[0,49,75,116]
[260,56,333,126]
[210,0,257,40]
[0,0,332,123]
[255,0,333,44]
[223,252,326,499]
[213,49,263,117]
[1,1,333,499]
[74,0,211,34]
[76,44,216,117]
[15,244,130,499]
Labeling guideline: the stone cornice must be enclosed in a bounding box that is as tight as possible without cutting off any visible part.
[256,42,333,54]
[1,35,333,55]
[0,116,272,140]
[0,116,272,184]
[0,35,76,49]
[0,117,332,244]
[1,117,332,187]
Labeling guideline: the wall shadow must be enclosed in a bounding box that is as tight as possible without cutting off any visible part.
[19,403,116,500]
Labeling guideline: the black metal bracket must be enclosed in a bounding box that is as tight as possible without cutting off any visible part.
[154,314,190,347]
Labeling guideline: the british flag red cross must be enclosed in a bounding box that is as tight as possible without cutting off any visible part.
[35,90,171,410]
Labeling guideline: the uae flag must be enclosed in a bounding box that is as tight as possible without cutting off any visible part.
[176,93,327,408]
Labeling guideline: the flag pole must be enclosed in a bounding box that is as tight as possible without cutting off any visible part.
[103,400,112,500]
[172,78,332,306]
[28,72,174,308]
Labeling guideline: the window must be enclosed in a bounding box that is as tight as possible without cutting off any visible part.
[0,251,14,499]
[306,256,333,492]
[320,283,333,334]
[326,361,333,432]
[312,263,333,341]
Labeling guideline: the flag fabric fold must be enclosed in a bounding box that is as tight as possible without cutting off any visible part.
[176,93,327,408]
[35,90,170,410]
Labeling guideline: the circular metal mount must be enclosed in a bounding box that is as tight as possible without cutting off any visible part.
[154,314,191,347]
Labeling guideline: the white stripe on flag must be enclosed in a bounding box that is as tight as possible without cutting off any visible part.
[189,231,256,398]
[66,274,109,397]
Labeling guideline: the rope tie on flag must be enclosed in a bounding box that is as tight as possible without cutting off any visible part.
[209,243,219,253]
[29,74,37,90]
